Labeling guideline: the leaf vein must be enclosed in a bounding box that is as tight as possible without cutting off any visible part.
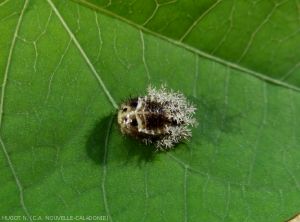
[73,0,300,92]
[193,54,199,98]
[139,31,151,80]
[102,115,114,222]
[183,166,188,222]
[247,82,268,185]
[0,0,31,219]
[47,0,118,109]
[143,0,177,26]
[0,0,9,7]
[94,12,103,63]
[237,2,279,63]
[211,0,235,54]
[179,0,223,42]
[46,38,72,102]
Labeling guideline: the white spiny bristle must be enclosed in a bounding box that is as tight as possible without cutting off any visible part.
[146,85,197,149]
[118,85,197,150]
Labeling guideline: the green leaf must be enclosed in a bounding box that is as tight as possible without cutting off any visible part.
[74,0,300,90]
[0,0,299,222]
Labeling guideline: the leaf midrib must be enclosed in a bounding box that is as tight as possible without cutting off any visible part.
[0,0,31,218]
[72,0,300,93]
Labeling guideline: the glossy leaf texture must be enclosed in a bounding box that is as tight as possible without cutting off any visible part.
[75,0,300,90]
[0,0,300,221]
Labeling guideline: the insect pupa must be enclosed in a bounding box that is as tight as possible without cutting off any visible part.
[117,85,197,150]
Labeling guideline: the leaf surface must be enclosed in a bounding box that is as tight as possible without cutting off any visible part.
[75,0,300,89]
[0,0,299,222]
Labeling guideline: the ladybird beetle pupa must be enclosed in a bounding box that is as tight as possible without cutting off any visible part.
[117,85,197,150]
[286,213,300,222]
